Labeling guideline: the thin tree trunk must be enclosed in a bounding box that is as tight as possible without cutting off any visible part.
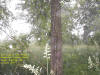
[83,25,90,44]
[50,0,62,75]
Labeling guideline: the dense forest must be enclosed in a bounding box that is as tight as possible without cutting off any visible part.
[0,0,100,75]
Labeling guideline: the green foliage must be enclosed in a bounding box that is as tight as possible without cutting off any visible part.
[94,32,100,45]
[63,45,100,75]
[19,0,51,43]
[0,0,13,32]
[88,32,100,45]
[0,39,100,75]
[0,0,100,75]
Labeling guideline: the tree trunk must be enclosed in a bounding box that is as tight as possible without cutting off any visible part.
[50,0,62,75]
[83,25,90,44]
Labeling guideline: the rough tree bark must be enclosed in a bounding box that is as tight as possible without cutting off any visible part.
[50,0,62,75]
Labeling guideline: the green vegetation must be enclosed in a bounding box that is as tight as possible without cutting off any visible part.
[0,0,100,75]
[0,37,100,75]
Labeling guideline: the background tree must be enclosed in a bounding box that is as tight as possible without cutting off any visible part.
[70,0,100,44]
[0,0,12,32]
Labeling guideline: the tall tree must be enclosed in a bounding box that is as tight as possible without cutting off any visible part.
[50,0,62,75]
[19,0,73,74]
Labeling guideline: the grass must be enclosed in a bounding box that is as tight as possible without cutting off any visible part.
[0,44,100,75]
